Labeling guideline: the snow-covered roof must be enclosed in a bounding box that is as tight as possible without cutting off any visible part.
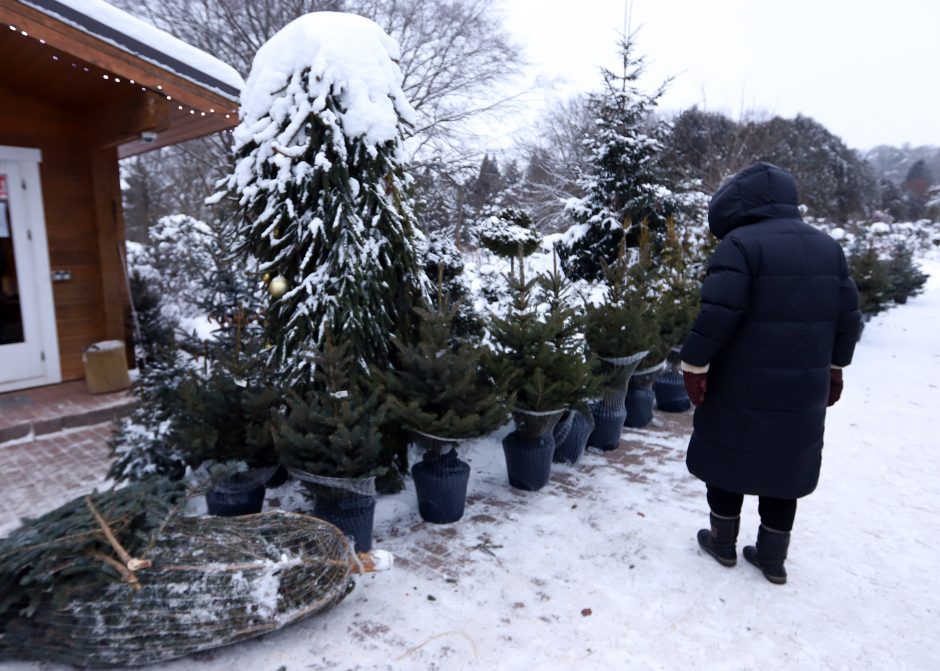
[19,0,243,101]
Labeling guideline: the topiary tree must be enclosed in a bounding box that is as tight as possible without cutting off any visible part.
[220,12,429,386]
[475,206,541,274]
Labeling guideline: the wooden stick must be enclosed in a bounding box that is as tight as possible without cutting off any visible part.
[84,497,152,572]
[87,549,141,591]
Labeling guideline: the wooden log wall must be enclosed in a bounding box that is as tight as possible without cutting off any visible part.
[0,85,127,381]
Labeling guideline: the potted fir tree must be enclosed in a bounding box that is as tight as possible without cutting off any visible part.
[272,336,386,552]
[625,343,667,428]
[487,257,595,490]
[383,281,508,523]
[583,238,656,449]
[650,218,699,413]
[537,252,600,465]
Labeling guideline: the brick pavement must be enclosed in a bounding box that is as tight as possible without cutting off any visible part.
[0,421,115,534]
[0,379,134,444]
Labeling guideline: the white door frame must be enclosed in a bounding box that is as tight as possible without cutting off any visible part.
[0,145,61,393]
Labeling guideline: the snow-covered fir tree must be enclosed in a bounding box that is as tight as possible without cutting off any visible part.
[219,12,429,385]
[557,37,688,282]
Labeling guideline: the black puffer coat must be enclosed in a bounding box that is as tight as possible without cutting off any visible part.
[680,163,861,499]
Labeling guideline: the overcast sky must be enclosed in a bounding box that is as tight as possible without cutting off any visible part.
[497,0,939,151]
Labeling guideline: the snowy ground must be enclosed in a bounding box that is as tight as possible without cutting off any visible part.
[5,256,940,671]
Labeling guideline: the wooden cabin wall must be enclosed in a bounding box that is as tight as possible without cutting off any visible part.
[0,86,128,381]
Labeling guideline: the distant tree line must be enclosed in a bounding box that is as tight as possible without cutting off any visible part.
[115,0,938,246]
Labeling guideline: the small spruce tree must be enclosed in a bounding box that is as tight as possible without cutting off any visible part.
[847,237,892,315]
[486,254,596,417]
[557,36,687,282]
[272,334,386,483]
[382,298,508,449]
[649,217,700,357]
[583,234,658,364]
[884,240,929,305]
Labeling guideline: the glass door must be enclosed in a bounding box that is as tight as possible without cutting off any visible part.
[0,160,48,388]
[0,173,26,345]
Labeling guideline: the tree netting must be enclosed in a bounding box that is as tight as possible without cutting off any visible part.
[0,480,356,668]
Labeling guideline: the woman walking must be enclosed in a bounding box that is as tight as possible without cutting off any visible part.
[680,162,861,584]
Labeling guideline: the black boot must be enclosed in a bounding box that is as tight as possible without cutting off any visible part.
[696,512,740,567]
[743,525,790,584]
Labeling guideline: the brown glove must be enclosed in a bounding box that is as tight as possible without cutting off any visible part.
[683,370,708,406]
[827,368,843,407]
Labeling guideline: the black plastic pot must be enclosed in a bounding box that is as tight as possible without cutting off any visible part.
[313,491,376,552]
[624,363,663,429]
[588,390,628,451]
[260,464,290,488]
[553,409,595,464]
[412,449,471,524]
[624,386,655,428]
[502,431,555,491]
[206,471,266,517]
[654,369,691,412]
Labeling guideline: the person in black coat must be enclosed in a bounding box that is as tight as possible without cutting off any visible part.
[680,162,861,584]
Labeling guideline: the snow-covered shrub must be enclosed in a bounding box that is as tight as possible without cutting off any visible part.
[421,231,483,340]
[475,207,541,260]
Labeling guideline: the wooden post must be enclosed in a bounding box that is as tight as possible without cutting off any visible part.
[88,146,128,345]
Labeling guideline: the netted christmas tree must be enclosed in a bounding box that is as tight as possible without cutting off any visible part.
[219,12,429,386]
[557,36,688,282]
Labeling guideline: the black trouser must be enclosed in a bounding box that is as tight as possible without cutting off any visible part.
[706,485,797,532]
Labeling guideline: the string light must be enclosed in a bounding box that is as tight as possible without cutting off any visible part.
[6,23,237,126]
